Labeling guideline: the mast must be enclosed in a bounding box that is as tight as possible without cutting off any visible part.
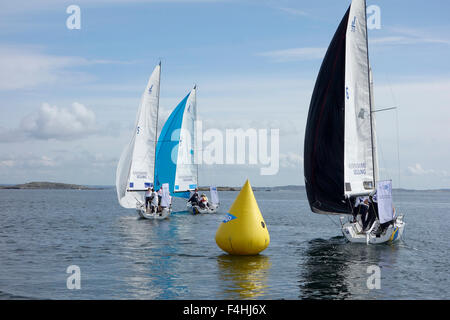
[363,0,377,187]
[153,61,161,187]
[194,84,199,189]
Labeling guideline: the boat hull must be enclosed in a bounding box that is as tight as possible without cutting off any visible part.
[137,207,171,220]
[341,215,405,244]
[186,202,219,214]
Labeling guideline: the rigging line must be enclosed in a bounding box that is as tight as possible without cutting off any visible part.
[384,70,401,188]
[372,106,397,113]
[395,107,401,189]
[326,214,341,228]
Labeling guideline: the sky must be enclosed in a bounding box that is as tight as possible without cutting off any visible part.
[0,0,449,189]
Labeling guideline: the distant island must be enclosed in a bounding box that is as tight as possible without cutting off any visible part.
[1,182,448,193]
[0,182,103,190]
[198,185,305,192]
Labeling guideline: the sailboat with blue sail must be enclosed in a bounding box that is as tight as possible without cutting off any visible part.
[154,86,219,214]
[154,86,198,201]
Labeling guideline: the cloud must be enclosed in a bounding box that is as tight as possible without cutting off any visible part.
[0,46,88,91]
[370,36,450,46]
[279,152,303,168]
[407,163,434,175]
[0,46,133,91]
[20,102,97,140]
[0,154,58,169]
[258,47,326,62]
[371,26,450,46]
[0,102,98,142]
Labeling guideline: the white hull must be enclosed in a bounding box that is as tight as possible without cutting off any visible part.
[341,215,405,244]
[137,206,171,220]
[186,202,219,214]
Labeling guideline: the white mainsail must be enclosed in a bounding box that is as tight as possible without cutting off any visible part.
[344,0,375,196]
[173,86,198,193]
[116,63,161,208]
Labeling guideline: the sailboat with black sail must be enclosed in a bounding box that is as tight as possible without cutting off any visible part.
[303,0,405,244]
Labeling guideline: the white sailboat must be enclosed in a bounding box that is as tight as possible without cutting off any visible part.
[187,186,220,214]
[116,62,170,219]
[303,0,405,244]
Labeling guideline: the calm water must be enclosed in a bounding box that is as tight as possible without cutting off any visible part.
[0,188,449,300]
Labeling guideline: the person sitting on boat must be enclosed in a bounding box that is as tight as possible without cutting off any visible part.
[157,188,162,207]
[199,193,209,209]
[150,188,158,213]
[188,188,200,206]
[145,187,152,212]
[353,196,371,229]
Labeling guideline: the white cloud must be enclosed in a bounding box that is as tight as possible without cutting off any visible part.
[0,154,58,168]
[407,163,434,175]
[0,102,98,142]
[257,47,326,62]
[0,46,88,91]
[0,46,134,91]
[370,36,450,46]
[19,102,97,140]
[280,152,303,168]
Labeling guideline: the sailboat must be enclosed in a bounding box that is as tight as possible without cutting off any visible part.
[116,62,171,219]
[187,186,220,214]
[303,0,405,244]
[154,86,201,206]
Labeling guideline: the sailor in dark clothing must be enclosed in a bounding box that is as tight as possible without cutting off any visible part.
[188,188,200,206]
[353,196,374,231]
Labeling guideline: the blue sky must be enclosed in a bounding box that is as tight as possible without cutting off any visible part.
[1,0,449,189]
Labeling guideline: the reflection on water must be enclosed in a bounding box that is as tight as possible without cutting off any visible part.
[116,216,187,299]
[299,236,399,299]
[299,237,351,299]
[217,254,271,299]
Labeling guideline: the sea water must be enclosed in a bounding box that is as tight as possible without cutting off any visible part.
[0,188,448,299]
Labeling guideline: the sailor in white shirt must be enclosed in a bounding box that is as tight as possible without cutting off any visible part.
[145,187,152,212]
[151,189,159,213]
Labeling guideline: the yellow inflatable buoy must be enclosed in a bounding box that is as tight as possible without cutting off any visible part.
[215,179,270,255]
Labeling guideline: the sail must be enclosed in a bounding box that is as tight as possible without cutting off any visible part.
[377,180,393,224]
[174,87,198,194]
[116,63,161,208]
[344,0,375,196]
[154,87,197,198]
[210,186,219,205]
[304,6,351,215]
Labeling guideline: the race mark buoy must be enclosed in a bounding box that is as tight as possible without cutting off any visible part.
[215,179,270,255]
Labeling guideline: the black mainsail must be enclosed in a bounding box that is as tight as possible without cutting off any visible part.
[304,7,351,215]
[304,0,377,215]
